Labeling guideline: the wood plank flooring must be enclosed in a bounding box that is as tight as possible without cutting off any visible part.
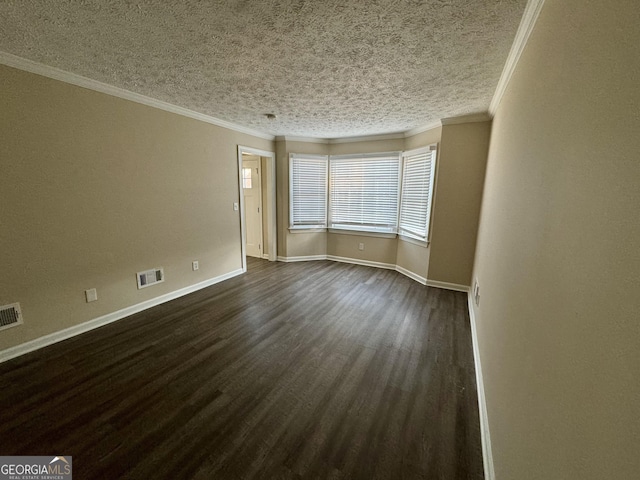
[0,258,483,479]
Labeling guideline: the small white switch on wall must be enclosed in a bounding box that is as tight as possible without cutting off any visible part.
[192,261,199,271]
[85,288,98,303]
[233,202,239,211]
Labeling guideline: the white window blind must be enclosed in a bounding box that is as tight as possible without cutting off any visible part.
[329,153,401,233]
[398,146,436,241]
[289,154,328,229]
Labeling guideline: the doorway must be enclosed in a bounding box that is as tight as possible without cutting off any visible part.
[241,155,263,259]
[237,146,277,272]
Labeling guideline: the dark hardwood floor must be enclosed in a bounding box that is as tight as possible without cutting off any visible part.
[0,258,483,479]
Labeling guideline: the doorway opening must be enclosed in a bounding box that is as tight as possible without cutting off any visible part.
[241,155,262,259]
[237,146,277,272]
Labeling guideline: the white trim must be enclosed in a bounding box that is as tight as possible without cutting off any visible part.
[237,152,248,272]
[329,132,406,144]
[328,229,396,239]
[289,227,327,233]
[441,112,492,125]
[398,234,428,248]
[277,254,430,286]
[0,269,244,364]
[395,265,427,285]
[399,145,437,244]
[404,121,442,138]
[326,255,395,270]
[0,51,274,141]
[262,253,270,259]
[276,136,330,144]
[277,255,328,262]
[277,254,396,271]
[276,132,407,144]
[467,293,495,480]
[425,279,469,292]
[489,0,547,115]
[329,151,402,160]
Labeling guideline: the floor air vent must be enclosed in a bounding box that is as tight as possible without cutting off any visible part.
[137,268,164,289]
[0,303,23,331]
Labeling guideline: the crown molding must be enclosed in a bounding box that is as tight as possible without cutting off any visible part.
[276,135,330,144]
[278,125,443,146]
[404,121,443,138]
[277,131,407,145]
[0,51,275,141]
[329,132,406,144]
[489,0,546,115]
[441,112,492,126]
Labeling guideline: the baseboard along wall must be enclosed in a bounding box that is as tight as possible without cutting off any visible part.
[0,269,244,364]
[467,293,495,480]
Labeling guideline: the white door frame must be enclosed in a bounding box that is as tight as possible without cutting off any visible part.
[237,145,277,271]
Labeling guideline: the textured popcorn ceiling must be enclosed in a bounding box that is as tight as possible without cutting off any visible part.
[0,0,526,138]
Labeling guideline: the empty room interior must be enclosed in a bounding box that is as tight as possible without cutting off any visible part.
[0,0,638,479]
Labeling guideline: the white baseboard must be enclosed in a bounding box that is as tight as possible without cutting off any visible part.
[277,255,327,262]
[277,255,452,290]
[467,294,495,480]
[426,279,470,292]
[0,268,244,364]
[395,265,427,285]
[326,255,395,270]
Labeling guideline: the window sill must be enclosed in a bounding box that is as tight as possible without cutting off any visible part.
[289,227,327,233]
[288,227,412,242]
[398,234,429,247]
[328,228,397,239]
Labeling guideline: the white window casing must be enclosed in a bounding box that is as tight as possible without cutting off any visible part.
[398,145,437,242]
[328,152,402,234]
[289,148,435,241]
[289,153,328,229]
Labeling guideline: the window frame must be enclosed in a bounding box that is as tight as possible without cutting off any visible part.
[288,145,437,244]
[289,153,329,230]
[398,145,437,244]
[327,152,402,234]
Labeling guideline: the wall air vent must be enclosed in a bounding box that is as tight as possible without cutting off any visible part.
[0,303,23,332]
[136,268,165,290]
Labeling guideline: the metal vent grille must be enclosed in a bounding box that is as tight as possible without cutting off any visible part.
[0,303,23,331]
[136,268,165,290]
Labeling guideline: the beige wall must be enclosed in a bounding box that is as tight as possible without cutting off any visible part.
[427,121,491,286]
[404,126,441,151]
[328,137,405,156]
[471,0,640,478]
[327,233,397,265]
[0,65,272,351]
